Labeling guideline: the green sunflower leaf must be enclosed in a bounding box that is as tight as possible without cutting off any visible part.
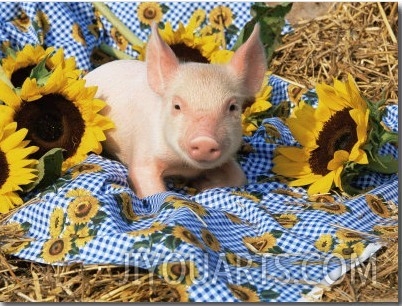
[69,244,81,256]
[92,210,108,223]
[132,240,150,250]
[260,289,280,301]
[30,53,53,85]
[20,221,32,231]
[270,230,283,239]
[268,245,284,254]
[164,235,181,251]
[232,2,293,65]
[25,148,64,193]
[150,231,165,243]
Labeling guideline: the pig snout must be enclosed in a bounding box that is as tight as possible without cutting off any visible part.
[189,136,222,162]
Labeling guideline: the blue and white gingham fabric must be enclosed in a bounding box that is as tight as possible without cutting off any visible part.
[1,2,398,302]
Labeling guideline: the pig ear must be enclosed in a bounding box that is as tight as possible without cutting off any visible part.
[228,23,267,96]
[146,23,179,95]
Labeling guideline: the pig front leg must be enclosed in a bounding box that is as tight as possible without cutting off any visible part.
[128,164,167,199]
[189,159,247,192]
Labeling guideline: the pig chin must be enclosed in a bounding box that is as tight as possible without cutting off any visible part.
[185,154,228,170]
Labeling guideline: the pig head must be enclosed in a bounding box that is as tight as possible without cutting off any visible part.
[84,23,267,198]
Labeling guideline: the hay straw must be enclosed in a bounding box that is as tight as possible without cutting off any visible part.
[270,2,398,104]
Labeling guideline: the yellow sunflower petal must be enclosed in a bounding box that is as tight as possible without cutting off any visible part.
[20,78,42,101]
[0,128,28,153]
[0,81,21,108]
[275,146,309,162]
[307,171,335,195]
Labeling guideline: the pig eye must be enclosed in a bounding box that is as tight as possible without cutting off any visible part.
[229,104,238,112]
[174,104,181,110]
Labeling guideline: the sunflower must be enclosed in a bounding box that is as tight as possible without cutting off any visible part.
[273,75,370,195]
[134,10,226,64]
[335,229,364,243]
[49,207,65,238]
[62,224,93,248]
[201,228,221,252]
[226,252,260,268]
[67,196,100,224]
[333,241,365,259]
[1,240,31,255]
[128,221,166,237]
[41,237,72,263]
[65,188,93,198]
[172,225,204,249]
[243,232,276,254]
[310,202,348,215]
[119,192,140,221]
[365,194,391,218]
[111,27,128,51]
[209,6,234,29]
[169,285,189,302]
[274,214,299,229]
[70,163,103,179]
[137,2,164,26]
[227,284,260,302]
[241,73,272,136]
[308,194,336,203]
[158,261,198,286]
[314,234,333,252]
[231,191,261,203]
[11,10,31,32]
[0,122,38,213]
[224,212,243,224]
[1,45,79,87]
[35,10,51,37]
[165,196,208,217]
[373,224,398,239]
[72,23,86,46]
[0,74,114,171]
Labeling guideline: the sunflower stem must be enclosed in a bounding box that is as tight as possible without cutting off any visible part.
[92,2,145,48]
[99,43,135,60]
[367,154,398,174]
[380,130,398,147]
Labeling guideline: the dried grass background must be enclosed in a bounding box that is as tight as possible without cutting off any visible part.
[0,2,398,302]
[270,2,398,104]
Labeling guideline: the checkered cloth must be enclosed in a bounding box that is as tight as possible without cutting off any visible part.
[1,2,398,302]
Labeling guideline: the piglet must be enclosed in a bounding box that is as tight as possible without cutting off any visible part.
[84,23,266,198]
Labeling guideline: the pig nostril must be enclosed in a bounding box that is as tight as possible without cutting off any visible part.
[189,137,221,161]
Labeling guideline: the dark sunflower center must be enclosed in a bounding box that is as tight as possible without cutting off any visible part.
[309,108,357,176]
[49,239,64,255]
[10,65,36,88]
[204,233,215,245]
[144,7,156,19]
[0,150,9,188]
[252,240,267,251]
[231,287,250,301]
[371,199,384,214]
[342,247,354,256]
[322,204,341,211]
[75,201,92,217]
[183,230,197,242]
[14,94,85,159]
[170,43,209,63]
[170,263,188,277]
